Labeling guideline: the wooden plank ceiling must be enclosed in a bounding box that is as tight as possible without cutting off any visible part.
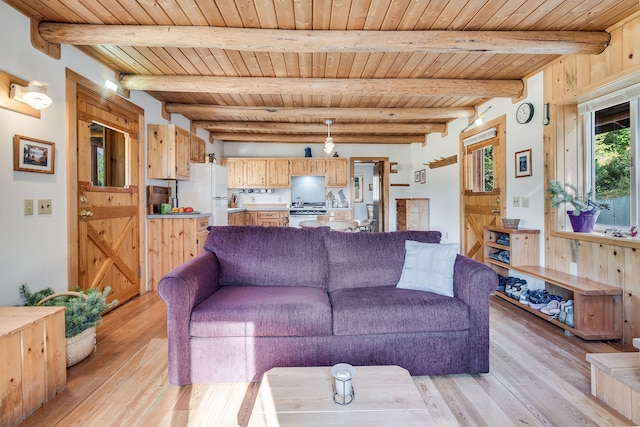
[5,0,640,144]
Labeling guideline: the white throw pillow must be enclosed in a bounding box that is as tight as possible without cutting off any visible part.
[396,241,459,297]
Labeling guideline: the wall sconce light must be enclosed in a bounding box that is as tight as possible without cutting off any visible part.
[104,80,118,92]
[543,103,550,126]
[10,80,53,110]
[331,363,356,405]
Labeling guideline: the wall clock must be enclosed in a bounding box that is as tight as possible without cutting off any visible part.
[516,102,534,124]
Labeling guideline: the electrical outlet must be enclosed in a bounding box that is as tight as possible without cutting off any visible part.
[24,199,33,215]
[512,196,521,207]
[522,196,530,208]
[251,196,255,203]
[38,199,52,214]
[569,262,578,276]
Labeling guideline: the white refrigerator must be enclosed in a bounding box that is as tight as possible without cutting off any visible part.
[177,163,228,226]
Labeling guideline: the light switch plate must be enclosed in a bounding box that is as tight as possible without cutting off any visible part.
[38,199,52,214]
[24,199,33,215]
[522,196,530,208]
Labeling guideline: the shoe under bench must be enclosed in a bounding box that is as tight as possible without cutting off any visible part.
[484,225,623,341]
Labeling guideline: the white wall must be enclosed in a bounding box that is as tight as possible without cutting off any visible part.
[409,72,546,257]
[0,3,196,305]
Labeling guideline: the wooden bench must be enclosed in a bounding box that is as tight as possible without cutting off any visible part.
[587,338,640,424]
[0,307,67,427]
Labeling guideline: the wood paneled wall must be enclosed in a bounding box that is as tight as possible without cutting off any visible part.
[543,12,640,345]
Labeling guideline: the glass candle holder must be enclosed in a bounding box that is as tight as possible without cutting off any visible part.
[331,363,356,405]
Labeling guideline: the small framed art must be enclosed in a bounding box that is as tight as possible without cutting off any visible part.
[13,135,55,174]
[515,149,532,178]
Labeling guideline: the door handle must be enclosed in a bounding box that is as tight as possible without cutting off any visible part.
[491,209,500,213]
[80,210,94,218]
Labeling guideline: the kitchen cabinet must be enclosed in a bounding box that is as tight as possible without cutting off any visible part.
[228,211,244,225]
[148,124,191,180]
[291,158,326,176]
[325,158,349,187]
[396,198,429,230]
[245,159,267,187]
[268,159,290,187]
[148,216,210,290]
[256,211,289,226]
[221,158,245,188]
[190,133,206,163]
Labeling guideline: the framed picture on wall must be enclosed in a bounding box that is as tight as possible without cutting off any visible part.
[354,175,364,202]
[13,135,55,174]
[515,149,532,178]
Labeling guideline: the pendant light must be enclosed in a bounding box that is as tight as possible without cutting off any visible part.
[324,119,335,154]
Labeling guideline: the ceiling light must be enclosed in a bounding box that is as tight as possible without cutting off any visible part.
[324,119,335,154]
[10,80,53,110]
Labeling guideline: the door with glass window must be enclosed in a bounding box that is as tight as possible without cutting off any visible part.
[75,85,141,306]
[461,117,506,262]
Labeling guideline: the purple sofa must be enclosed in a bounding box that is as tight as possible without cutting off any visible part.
[157,226,497,385]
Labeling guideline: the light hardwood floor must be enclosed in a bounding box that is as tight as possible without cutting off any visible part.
[20,292,635,426]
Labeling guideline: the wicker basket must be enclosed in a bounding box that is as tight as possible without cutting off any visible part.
[37,291,96,367]
[502,218,520,229]
[66,326,96,367]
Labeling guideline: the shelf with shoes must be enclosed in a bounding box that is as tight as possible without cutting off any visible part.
[484,225,623,341]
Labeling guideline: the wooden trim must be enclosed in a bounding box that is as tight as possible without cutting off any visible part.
[0,70,40,118]
[66,77,79,290]
[550,230,640,250]
[197,121,442,134]
[30,18,60,59]
[210,133,423,144]
[66,69,144,115]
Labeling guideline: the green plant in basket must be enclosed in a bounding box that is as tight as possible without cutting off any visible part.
[19,285,117,338]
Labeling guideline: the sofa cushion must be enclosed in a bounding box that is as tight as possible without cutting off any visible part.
[324,230,442,291]
[204,226,329,288]
[330,285,469,336]
[396,241,459,297]
[190,286,333,337]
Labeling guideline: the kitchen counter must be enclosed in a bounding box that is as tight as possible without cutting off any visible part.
[147,212,211,219]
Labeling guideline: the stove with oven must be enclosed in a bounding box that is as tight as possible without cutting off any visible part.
[289,203,327,228]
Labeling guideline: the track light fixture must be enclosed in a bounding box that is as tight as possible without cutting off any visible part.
[324,119,335,154]
[10,80,53,110]
[460,106,492,133]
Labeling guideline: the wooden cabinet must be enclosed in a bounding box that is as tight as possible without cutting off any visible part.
[0,307,66,427]
[221,158,245,188]
[190,133,206,163]
[245,159,267,187]
[148,216,210,290]
[396,198,429,230]
[267,159,290,187]
[228,211,244,225]
[148,124,191,180]
[483,225,622,340]
[291,158,326,176]
[325,158,349,187]
[256,211,289,227]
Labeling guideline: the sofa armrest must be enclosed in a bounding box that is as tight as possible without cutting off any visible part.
[157,251,221,385]
[452,254,498,373]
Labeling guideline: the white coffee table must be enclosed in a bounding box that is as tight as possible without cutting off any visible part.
[248,365,435,426]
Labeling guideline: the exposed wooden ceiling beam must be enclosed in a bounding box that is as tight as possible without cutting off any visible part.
[195,121,445,134]
[39,23,610,55]
[167,105,474,120]
[211,133,424,144]
[121,75,524,98]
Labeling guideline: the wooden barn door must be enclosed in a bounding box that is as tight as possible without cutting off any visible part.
[460,116,506,262]
[67,72,145,308]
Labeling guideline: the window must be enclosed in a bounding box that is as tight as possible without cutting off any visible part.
[581,90,638,229]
